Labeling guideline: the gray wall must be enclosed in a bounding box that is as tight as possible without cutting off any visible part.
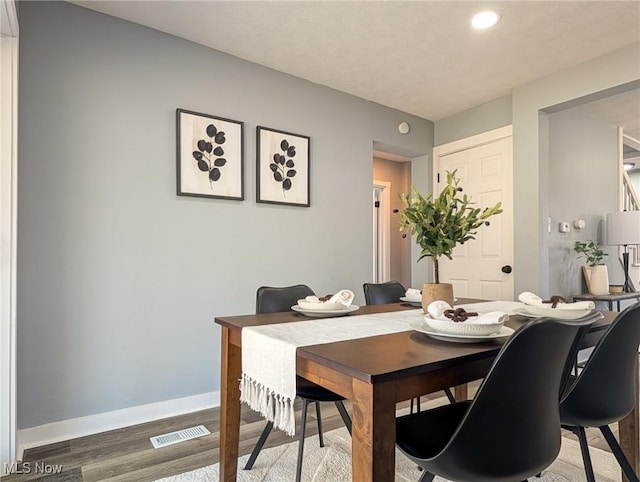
[17,2,434,428]
[513,44,640,297]
[434,95,512,146]
[372,157,411,287]
[546,108,620,297]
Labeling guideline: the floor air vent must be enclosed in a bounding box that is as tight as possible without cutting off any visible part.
[150,425,211,449]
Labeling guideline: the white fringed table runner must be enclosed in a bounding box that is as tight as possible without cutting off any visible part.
[240,310,426,437]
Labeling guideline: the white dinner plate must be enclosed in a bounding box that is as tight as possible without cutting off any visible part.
[296,300,345,311]
[409,320,514,343]
[519,305,595,320]
[291,304,360,318]
[399,297,422,306]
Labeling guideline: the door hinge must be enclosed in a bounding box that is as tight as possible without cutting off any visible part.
[374,201,380,208]
[437,173,440,183]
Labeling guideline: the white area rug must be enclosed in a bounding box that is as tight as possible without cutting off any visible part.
[156,426,621,482]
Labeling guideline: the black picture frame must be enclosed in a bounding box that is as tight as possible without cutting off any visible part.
[256,126,310,207]
[176,108,244,200]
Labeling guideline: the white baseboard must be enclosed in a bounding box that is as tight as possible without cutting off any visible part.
[17,391,220,459]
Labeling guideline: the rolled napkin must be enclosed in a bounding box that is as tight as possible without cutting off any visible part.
[329,289,355,307]
[467,311,509,324]
[427,300,452,319]
[566,301,595,309]
[518,291,595,310]
[302,295,322,304]
[405,288,422,301]
[518,291,543,305]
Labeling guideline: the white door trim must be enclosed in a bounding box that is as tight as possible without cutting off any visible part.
[1,0,19,472]
[373,180,391,283]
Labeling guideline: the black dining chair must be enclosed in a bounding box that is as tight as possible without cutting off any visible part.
[363,281,456,407]
[243,284,352,482]
[395,314,598,482]
[559,302,640,482]
[363,280,407,305]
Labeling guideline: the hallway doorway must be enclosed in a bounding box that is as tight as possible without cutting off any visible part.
[372,153,411,288]
[372,181,390,283]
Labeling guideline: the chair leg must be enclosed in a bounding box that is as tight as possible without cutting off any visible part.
[599,425,640,482]
[575,427,596,482]
[335,400,352,435]
[412,388,454,415]
[314,401,324,447]
[296,399,310,482]
[243,420,274,470]
[444,388,456,403]
[418,468,435,482]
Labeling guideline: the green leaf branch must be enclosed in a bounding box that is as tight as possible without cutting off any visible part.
[399,170,503,283]
[574,240,607,266]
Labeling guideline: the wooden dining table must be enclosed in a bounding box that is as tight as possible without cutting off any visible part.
[215,300,636,482]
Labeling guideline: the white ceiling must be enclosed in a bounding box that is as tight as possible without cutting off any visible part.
[580,88,640,141]
[69,1,639,123]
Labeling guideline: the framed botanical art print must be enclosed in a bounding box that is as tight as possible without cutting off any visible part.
[256,126,310,207]
[176,109,244,200]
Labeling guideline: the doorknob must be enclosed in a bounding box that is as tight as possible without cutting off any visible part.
[501,265,512,274]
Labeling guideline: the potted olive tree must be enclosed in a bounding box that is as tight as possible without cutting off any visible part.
[574,240,609,295]
[399,171,503,310]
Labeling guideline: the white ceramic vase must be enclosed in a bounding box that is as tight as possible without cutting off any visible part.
[589,265,609,296]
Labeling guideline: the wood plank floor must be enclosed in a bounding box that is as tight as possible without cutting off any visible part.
[1,388,617,482]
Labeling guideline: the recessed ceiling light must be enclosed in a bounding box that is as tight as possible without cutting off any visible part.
[471,11,501,30]
[624,162,635,171]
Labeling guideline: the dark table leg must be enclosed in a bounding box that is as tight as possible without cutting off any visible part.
[351,379,396,481]
[454,384,468,401]
[619,357,639,482]
[219,327,241,482]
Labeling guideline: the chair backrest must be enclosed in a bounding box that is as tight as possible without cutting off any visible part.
[560,302,640,427]
[256,284,315,314]
[427,314,598,482]
[362,281,406,305]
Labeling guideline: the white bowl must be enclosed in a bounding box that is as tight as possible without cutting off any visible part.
[424,316,504,336]
[523,305,593,320]
[296,299,346,311]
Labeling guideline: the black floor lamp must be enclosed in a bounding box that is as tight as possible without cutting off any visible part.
[607,211,640,293]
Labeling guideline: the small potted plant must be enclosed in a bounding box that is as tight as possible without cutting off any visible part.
[399,171,503,310]
[574,240,609,295]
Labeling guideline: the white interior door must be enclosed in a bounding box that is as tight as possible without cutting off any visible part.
[372,181,390,283]
[434,127,514,301]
